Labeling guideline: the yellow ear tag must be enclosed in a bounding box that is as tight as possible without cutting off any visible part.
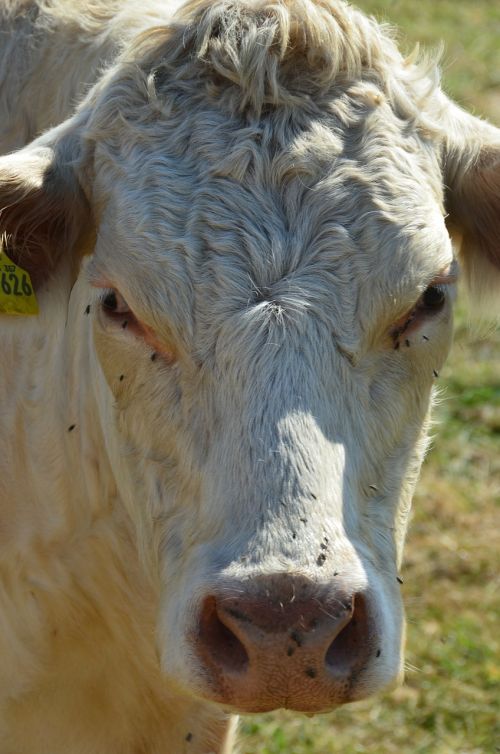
[0,242,38,315]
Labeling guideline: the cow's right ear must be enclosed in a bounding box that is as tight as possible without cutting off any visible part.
[0,123,90,288]
[441,98,500,310]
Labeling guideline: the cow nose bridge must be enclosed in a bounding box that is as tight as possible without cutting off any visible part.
[193,579,375,712]
[210,402,343,506]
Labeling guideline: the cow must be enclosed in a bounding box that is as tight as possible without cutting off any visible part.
[0,0,498,752]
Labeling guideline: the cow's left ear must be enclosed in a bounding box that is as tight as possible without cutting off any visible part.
[442,99,500,306]
[0,119,90,289]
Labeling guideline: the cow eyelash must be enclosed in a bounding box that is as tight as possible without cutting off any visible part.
[100,289,138,330]
[98,289,174,362]
[417,283,447,312]
[101,290,129,314]
[391,276,454,345]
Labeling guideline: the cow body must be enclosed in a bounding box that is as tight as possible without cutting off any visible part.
[0,1,499,752]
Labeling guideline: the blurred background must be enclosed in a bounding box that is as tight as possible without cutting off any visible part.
[240,2,500,752]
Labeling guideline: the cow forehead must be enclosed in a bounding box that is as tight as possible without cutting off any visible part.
[91,98,450,348]
[84,0,455,344]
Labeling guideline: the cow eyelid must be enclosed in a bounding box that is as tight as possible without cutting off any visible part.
[418,265,458,313]
[101,289,130,316]
[391,274,454,344]
[418,282,447,311]
[429,267,458,286]
[99,289,141,332]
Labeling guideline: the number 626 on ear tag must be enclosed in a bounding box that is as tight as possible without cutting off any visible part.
[0,240,39,315]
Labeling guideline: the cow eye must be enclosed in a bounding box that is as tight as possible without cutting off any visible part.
[101,289,130,316]
[100,289,139,331]
[390,274,454,347]
[418,284,446,312]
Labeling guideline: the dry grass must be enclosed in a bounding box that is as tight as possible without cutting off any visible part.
[238,2,500,752]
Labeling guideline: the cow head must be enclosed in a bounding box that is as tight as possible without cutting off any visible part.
[0,0,499,714]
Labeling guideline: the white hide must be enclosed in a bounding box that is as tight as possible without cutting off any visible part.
[0,0,499,752]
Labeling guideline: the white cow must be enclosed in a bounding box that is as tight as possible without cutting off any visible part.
[0,0,498,752]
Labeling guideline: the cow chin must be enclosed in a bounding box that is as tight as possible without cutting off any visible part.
[159,572,405,715]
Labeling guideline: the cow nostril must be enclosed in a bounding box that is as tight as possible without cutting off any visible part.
[325,593,370,677]
[197,597,249,675]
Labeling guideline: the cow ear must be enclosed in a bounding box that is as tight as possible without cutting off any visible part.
[442,100,500,309]
[0,123,90,289]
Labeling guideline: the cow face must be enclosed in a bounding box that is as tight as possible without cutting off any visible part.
[0,0,499,716]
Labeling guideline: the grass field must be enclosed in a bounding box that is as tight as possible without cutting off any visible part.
[239,3,500,753]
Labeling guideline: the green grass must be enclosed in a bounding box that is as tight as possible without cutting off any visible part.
[239,4,500,752]
[358,0,500,120]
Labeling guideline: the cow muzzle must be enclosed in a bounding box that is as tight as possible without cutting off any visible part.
[191,576,380,713]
